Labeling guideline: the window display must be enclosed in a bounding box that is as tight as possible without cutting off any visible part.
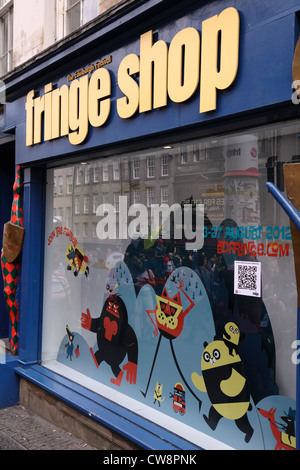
[41,120,299,449]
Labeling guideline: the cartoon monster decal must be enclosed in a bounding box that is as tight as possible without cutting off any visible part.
[81,295,138,386]
[141,278,202,410]
[64,325,75,361]
[258,407,296,450]
[170,382,186,415]
[280,407,296,446]
[222,321,243,356]
[192,335,254,443]
[54,257,293,450]
[153,382,165,406]
[66,244,89,278]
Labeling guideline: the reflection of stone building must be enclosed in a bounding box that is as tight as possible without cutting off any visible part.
[53,150,177,247]
[52,141,227,248]
[53,126,300,247]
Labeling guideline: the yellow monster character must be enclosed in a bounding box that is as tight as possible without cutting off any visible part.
[222,321,240,356]
[153,382,165,407]
[191,338,253,443]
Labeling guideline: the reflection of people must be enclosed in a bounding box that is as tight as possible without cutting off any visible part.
[165,253,175,273]
[155,239,165,266]
[126,252,140,283]
[134,258,155,293]
[210,218,279,404]
[195,253,212,301]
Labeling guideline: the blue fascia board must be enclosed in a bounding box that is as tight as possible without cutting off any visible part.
[14,364,202,451]
[7,0,299,165]
[0,0,298,164]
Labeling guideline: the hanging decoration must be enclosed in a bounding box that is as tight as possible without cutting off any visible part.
[1,165,25,355]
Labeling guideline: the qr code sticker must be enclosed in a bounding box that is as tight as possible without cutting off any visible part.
[234,261,261,297]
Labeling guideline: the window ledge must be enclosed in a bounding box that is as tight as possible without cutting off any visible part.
[15,364,202,451]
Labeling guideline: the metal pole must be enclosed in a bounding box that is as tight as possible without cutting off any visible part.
[266,180,300,450]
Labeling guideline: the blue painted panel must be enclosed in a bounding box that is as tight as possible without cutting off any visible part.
[15,365,202,450]
[5,0,299,165]
[0,356,19,407]
[18,168,45,365]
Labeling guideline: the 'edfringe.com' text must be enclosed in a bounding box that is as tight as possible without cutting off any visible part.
[96,196,204,251]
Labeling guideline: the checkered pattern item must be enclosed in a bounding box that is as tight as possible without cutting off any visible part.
[1,165,23,355]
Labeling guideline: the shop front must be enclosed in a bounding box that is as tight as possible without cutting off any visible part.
[2,0,300,450]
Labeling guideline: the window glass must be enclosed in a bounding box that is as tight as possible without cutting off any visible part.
[42,121,299,449]
[65,0,98,35]
[0,5,13,76]
[66,0,81,35]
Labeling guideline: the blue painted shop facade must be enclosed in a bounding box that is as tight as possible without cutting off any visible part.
[1,0,300,450]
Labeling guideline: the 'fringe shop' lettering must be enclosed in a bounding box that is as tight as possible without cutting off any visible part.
[25,7,239,147]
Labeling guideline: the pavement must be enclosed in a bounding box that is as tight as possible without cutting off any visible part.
[0,404,97,450]
[0,339,97,451]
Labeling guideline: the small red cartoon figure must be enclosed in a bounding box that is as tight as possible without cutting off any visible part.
[170,382,186,415]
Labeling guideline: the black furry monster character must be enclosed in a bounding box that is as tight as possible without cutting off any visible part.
[81,295,138,386]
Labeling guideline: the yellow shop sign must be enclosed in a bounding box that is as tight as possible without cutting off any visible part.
[25,7,240,147]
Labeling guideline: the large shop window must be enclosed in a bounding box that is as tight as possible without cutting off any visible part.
[42,121,299,450]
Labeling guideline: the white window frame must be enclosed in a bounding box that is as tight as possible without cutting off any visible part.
[58,175,63,195]
[161,155,169,176]
[114,193,120,213]
[75,196,80,214]
[194,149,200,162]
[133,159,140,179]
[113,160,120,181]
[66,175,73,194]
[147,156,155,178]
[93,164,99,183]
[65,0,84,35]
[161,186,168,204]
[181,152,187,164]
[103,162,109,182]
[92,194,99,214]
[147,187,155,207]
[84,195,89,214]
[84,165,90,184]
[0,0,13,76]
[76,167,82,185]
[133,189,140,205]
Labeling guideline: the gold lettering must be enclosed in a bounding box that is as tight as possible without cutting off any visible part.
[44,83,53,141]
[25,7,240,147]
[168,27,200,103]
[139,30,168,112]
[117,53,140,119]
[89,68,111,127]
[33,94,45,145]
[69,75,89,145]
[52,85,69,139]
[25,90,35,146]
[200,7,240,113]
